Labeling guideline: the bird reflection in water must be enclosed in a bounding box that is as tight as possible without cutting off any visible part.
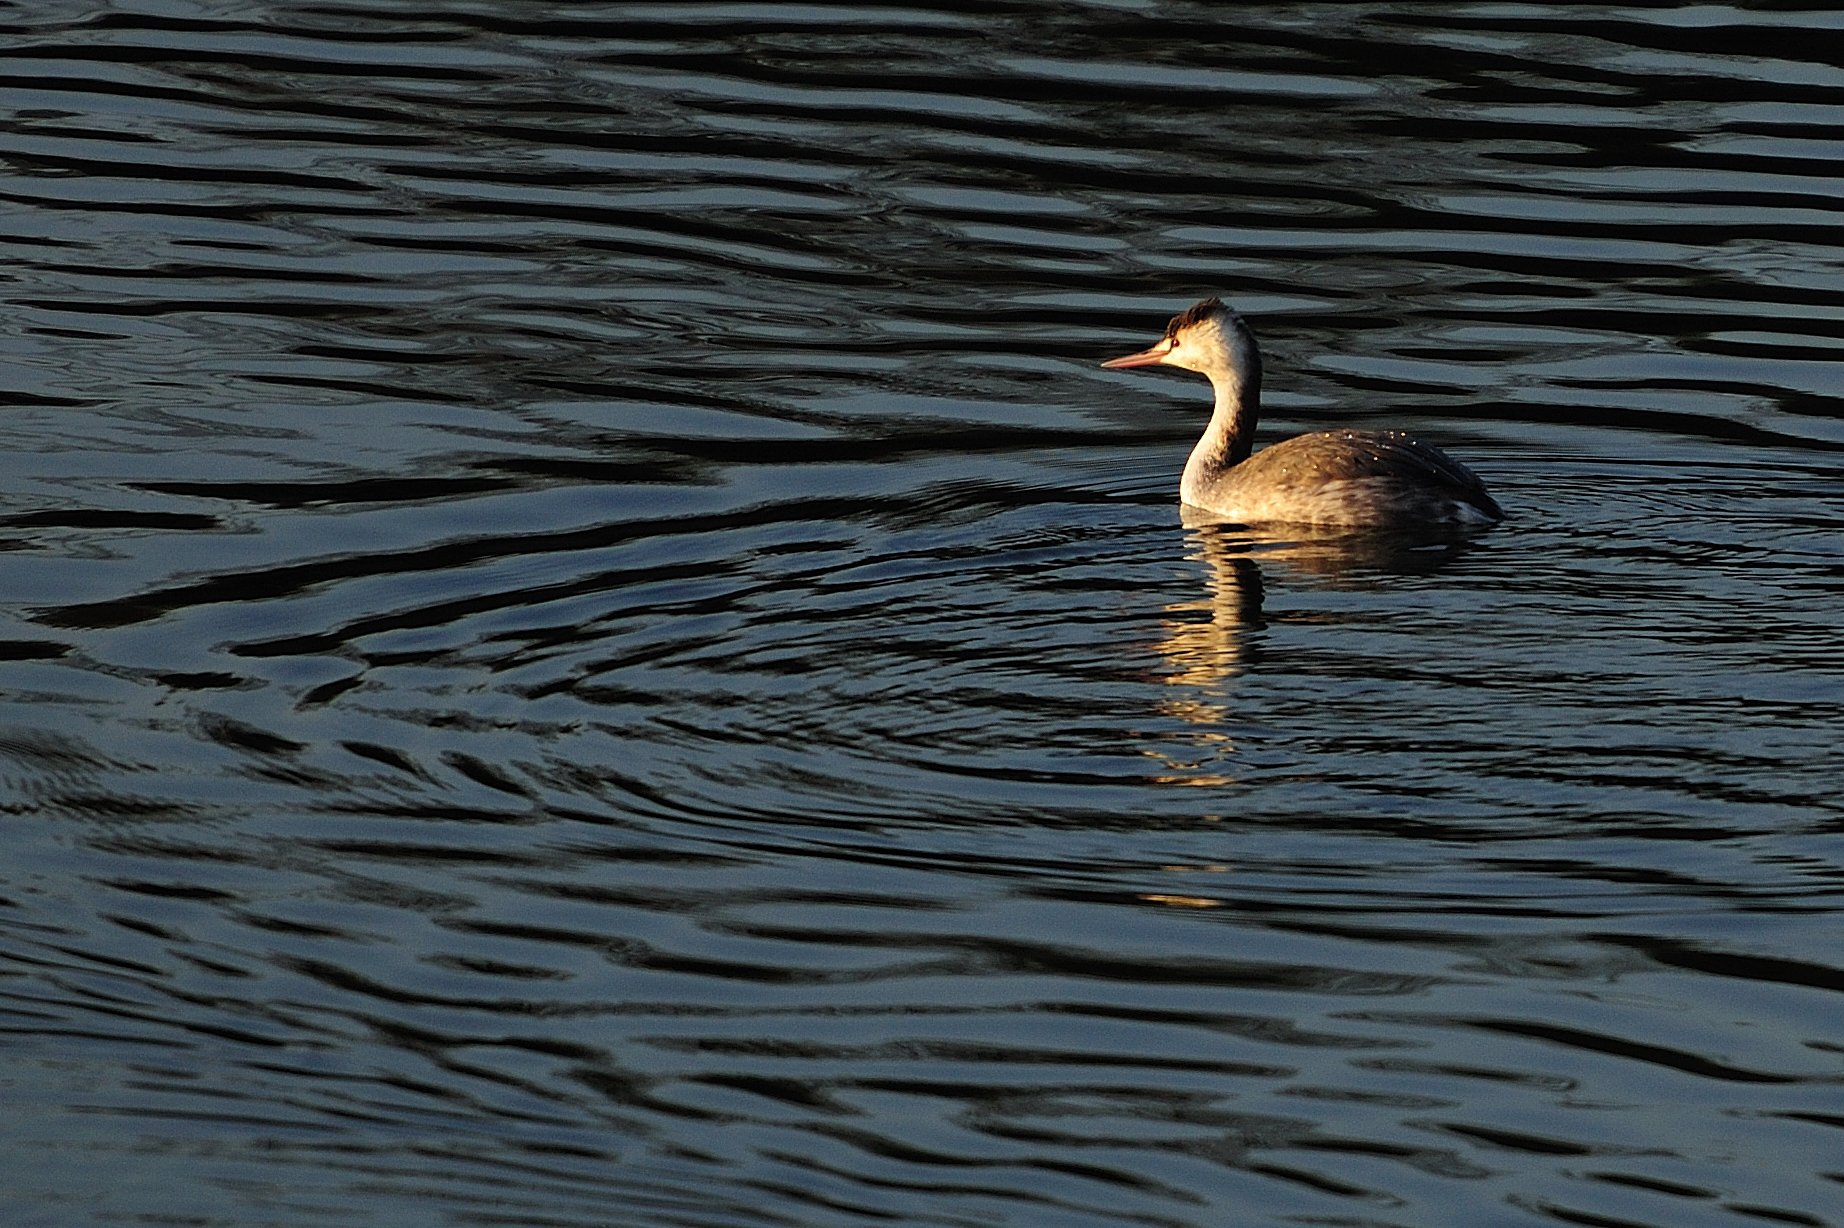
[1136,515,1487,902]
[1149,507,1489,783]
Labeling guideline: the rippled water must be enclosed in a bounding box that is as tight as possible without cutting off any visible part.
[4,3,1843,1225]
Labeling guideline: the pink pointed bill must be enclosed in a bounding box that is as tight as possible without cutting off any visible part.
[1100,339,1172,369]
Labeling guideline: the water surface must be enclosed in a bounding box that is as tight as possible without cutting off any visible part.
[3,3,1843,1226]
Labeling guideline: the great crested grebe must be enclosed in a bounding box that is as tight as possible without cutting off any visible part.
[1103,297,1502,528]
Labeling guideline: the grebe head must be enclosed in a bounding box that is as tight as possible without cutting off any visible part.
[1100,296,1257,382]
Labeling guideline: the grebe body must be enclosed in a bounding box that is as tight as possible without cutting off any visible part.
[1104,298,1501,528]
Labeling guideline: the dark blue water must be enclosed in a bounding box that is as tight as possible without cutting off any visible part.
[4,3,1843,1225]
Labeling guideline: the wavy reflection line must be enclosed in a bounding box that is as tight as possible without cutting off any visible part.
[28,498,848,634]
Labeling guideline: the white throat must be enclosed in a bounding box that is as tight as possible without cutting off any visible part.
[1174,314,1263,504]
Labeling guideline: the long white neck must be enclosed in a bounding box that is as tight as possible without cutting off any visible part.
[1179,350,1261,506]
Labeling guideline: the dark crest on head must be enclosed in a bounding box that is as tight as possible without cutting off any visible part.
[1164,296,1226,339]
